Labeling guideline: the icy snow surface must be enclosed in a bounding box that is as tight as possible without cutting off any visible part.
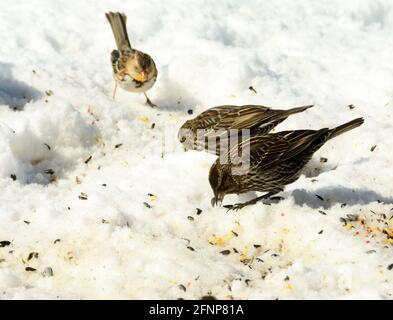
[1,0,393,299]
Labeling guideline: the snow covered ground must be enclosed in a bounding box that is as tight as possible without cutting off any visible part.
[1,0,393,299]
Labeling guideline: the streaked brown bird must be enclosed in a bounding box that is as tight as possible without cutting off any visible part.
[106,12,157,107]
[178,104,313,155]
[209,117,364,211]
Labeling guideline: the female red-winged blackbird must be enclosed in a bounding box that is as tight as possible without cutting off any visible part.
[209,118,364,211]
[178,104,313,155]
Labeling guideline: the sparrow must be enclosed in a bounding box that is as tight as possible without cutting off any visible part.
[106,12,157,107]
[209,117,364,211]
[178,104,313,155]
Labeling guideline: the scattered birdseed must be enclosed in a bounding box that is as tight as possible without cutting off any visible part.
[84,155,92,164]
[339,217,347,225]
[151,123,155,129]
[0,241,11,247]
[318,230,324,234]
[148,193,157,201]
[388,264,393,271]
[78,192,88,200]
[187,246,195,251]
[143,202,152,209]
[196,208,202,215]
[10,174,16,181]
[284,276,290,281]
[233,248,239,253]
[178,284,187,292]
[341,203,347,208]
[370,145,377,152]
[318,210,327,216]
[139,115,149,124]
[44,143,51,150]
[249,86,257,93]
[102,184,107,187]
[25,267,36,272]
[27,252,39,261]
[45,169,55,175]
[256,258,264,263]
[271,254,279,257]
[348,104,355,110]
[45,90,53,96]
[231,231,239,237]
[245,279,251,286]
[115,143,123,149]
[23,221,30,225]
[42,267,54,277]
[315,194,325,201]
[320,157,328,163]
[101,219,109,224]
[54,239,61,244]
[366,250,376,254]
[383,229,393,239]
[346,214,359,222]
[187,109,193,115]
[220,250,231,255]
[187,216,194,221]
[253,244,261,248]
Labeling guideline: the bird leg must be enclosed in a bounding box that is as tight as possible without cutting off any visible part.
[144,92,157,108]
[224,192,278,212]
[112,83,118,100]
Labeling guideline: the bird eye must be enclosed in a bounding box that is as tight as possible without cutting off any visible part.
[180,137,186,143]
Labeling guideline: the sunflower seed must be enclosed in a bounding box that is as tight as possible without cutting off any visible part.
[0,241,11,247]
[249,86,257,93]
[84,155,92,164]
[25,267,36,272]
[178,284,186,292]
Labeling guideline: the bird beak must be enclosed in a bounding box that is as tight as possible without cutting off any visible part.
[140,70,148,80]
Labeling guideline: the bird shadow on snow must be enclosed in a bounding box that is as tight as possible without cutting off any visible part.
[290,186,393,210]
[0,62,42,110]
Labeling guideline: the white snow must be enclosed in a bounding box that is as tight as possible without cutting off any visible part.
[0,0,393,299]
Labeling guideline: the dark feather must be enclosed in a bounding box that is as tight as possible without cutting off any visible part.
[179,104,313,154]
[209,118,364,209]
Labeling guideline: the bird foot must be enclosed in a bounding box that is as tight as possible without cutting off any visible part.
[223,194,278,212]
[145,99,157,108]
[144,93,156,108]
[224,203,248,212]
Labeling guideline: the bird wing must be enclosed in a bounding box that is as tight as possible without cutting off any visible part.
[229,129,330,170]
[202,105,274,143]
[214,105,272,130]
